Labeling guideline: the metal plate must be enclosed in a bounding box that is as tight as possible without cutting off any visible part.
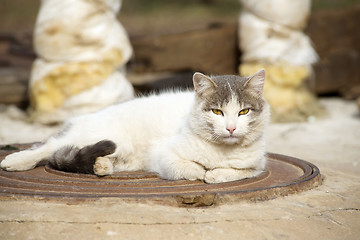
[0,144,321,207]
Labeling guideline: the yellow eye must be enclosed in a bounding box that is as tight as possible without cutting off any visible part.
[239,108,250,115]
[212,109,223,116]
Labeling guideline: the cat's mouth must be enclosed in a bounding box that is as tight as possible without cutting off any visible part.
[222,135,239,143]
[224,135,237,139]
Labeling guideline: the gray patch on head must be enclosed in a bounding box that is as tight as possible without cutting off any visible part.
[192,73,269,146]
[200,75,265,112]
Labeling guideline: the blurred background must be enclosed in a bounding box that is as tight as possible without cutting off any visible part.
[1,0,359,33]
[0,0,359,113]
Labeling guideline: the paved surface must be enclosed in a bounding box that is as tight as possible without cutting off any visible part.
[0,98,359,239]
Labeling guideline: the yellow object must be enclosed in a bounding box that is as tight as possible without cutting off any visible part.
[30,49,123,112]
[240,63,308,88]
[240,63,322,122]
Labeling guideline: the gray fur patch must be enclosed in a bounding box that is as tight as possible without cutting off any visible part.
[48,140,116,174]
[52,145,80,164]
[200,75,265,112]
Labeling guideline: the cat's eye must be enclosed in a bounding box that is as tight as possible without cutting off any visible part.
[239,108,250,116]
[212,109,223,116]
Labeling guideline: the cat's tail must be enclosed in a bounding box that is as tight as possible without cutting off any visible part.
[48,140,116,174]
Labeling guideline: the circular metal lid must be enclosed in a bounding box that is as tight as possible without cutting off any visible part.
[0,144,321,207]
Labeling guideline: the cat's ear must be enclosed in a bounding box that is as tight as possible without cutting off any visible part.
[244,68,266,94]
[193,72,217,97]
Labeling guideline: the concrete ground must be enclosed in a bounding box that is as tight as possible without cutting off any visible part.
[0,97,359,240]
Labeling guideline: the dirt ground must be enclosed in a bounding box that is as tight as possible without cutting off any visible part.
[0,97,359,239]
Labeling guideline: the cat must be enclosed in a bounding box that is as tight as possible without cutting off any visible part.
[0,69,270,183]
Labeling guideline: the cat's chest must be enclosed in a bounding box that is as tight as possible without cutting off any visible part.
[172,130,261,169]
[192,142,246,169]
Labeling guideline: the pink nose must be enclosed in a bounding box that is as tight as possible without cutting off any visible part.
[226,127,236,134]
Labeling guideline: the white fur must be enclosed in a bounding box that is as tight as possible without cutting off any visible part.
[1,80,269,183]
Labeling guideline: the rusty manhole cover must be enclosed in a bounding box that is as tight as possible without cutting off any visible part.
[0,144,321,207]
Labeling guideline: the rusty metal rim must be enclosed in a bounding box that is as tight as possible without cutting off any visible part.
[0,167,270,188]
[45,166,160,180]
[0,169,271,193]
[0,144,322,206]
[0,153,320,196]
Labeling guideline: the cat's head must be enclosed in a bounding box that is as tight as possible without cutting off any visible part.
[190,69,270,146]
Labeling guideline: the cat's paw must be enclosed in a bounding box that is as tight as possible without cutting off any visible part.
[204,168,248,184]
[182,166,206,181]
[204,168,262,183]
[94,157,113,176]
[204,169,228,183]
[159,160,206,181]
[1,152,37,171]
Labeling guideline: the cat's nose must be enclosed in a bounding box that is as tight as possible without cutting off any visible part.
[226,127,236,134]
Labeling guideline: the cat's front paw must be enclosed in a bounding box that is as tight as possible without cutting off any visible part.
[204,169,228,183]
[159,160,206,181]
[182,166,206,181]
[1,152,37,171]
[94,157,114,176]
[204,168,262,183]
[204,168,245,184]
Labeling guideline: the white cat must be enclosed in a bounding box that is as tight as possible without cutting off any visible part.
[1,69,270,183]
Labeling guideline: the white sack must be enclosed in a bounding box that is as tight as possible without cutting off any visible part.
[240,0,311,29]
[34,0,132,63]
[239,11,318,66]
[29,0,134,123]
